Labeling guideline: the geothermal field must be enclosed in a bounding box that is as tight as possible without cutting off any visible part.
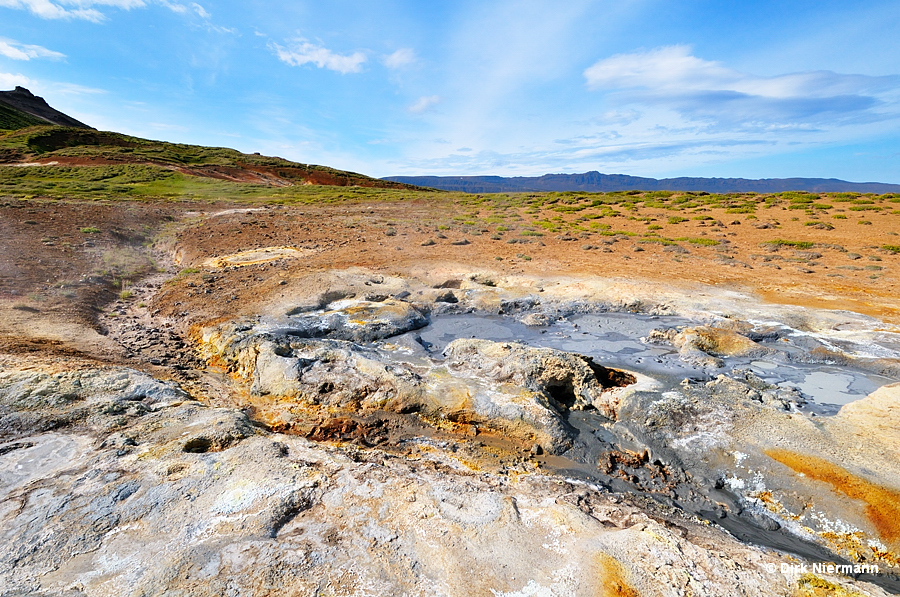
[1,91,900,596]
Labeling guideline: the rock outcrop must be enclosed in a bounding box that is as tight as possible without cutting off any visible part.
[199,305,638,454]
[443,338,635,419]
[1,365,887,596]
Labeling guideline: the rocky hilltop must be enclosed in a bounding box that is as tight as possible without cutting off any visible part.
[2,94,900,596]
[0,86,92,129]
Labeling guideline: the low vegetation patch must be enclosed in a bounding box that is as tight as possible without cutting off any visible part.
[761,239,815,250]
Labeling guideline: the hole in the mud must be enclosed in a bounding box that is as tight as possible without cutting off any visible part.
[273,344,292,357]
[183,437,212,453]
[546,382,578,411]
[588,362,637,389]
[318,381,334,394]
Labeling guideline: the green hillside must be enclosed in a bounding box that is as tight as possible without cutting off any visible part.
[0,125,425,202]
[0,102,48,131]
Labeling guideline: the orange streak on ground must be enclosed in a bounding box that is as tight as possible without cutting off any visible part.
[596,553,641,597]
[766,449,900,544]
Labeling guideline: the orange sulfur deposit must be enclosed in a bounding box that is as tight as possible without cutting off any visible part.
[766,448,900,544]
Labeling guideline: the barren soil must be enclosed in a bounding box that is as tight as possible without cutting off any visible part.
[2,193,900,596]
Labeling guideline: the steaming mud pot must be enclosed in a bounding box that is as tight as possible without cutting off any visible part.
[3,267,900,595]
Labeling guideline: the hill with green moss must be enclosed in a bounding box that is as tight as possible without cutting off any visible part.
[0,88,421,201]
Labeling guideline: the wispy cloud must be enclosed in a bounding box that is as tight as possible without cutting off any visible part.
[0,38,65,60]
[383,48,415,69]
[0,0,145,22]
[408,95,440,113]
[157,0,231,32]
[584,45,900,125]
[271,39,367,74]
[0,0,229,28]
[51,81,106,94]
[0,71,30,88]
[189,1,207,18]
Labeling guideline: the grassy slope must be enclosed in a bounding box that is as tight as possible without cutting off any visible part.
[0,103,48,131]
[0,125,421,202]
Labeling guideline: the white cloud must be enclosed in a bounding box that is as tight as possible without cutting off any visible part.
[51,81,106,94]
[585,45,897,100]
[0,38,65,60]
[585,46,734,93]
[156,0,185,12]
[383,48,415,69]
[0,0,223,26]
[583,45,900,126]
[156,0,232,32]
[271,39,367,74]
[408,95,440,113]
[189,1,206,18]
[0,0,145,22]
[0,72,31,88]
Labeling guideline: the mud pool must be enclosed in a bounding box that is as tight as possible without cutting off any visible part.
[410,312,900,591]
[415,311,898,410]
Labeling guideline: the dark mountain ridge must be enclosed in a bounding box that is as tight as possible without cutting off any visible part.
[0,87,92,129]
[383,171,900,194]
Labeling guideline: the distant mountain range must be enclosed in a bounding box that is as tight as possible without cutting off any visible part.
[383,172,900,194]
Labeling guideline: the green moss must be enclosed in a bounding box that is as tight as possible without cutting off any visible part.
[686,237,719,246]
[0,104,49,130]
[761,239,815,249]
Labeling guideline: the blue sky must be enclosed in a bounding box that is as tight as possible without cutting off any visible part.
[1,0,899,182]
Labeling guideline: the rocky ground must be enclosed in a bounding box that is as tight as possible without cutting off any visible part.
[2,195,900,596]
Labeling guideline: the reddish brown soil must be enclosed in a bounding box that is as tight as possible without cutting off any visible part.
[0,199,180,321]
[158,198,900,323]
[2,195,899,365]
